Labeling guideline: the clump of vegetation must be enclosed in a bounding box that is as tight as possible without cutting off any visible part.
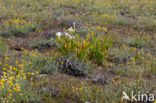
[56,31,113,64]
[0,18,39,36]
[31,39,55,50]
[0,37,7,54]
[0,0,156,102]
[21,49,58,74]
[127,37,146,48]
[0,53,40,103]
[56,56,94,76]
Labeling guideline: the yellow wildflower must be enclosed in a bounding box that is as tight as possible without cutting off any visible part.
[0,82,4,85]
[3,72,7,75]
[7,81,13,85]
[79,88,82,91]
[7,89,12,92]
[9,65,13,69]
[36,72,39,74]
[3,68,6,71]
[8,76,14,80]
[130,57,135,61]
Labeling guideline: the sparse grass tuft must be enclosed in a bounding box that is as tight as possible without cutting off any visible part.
[0,18,39,36]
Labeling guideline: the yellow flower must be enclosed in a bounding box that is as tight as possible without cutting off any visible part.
[22,60,25,62]
[15,60,19,64]
[103,27,107,33]
[15,83,18,86]
[7,88,12,92]
[0,82,4,85]
[19,70,24,73]
[9,65,13,69]
[137,51,141,55]
[130,57,135,61]
[36,72,39,74]
[28,61,32,65]
[3,68,6,71]
[3,72,7,75]
[28,72,31,75]
[72,86,75,89]
[4,56,10,60]
[79,88,82,91]
[101,14,108,17]
[61,61,64,64]
[13,67,17,71]
[16,74,20,78]
[1,86,4,89]
[22,73,25,76]
[7,81,13,85]
[13,88,20,92]
[8,76,14,80]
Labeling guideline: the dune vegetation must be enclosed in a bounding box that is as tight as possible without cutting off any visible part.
[0,0,156,103]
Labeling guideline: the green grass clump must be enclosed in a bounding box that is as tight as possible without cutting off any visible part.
[0,18,39,36]
[0,38,7,54]
[21,50,58,74]
[128,37,146,48]
[56,31,113,64]
[31,39,55,49]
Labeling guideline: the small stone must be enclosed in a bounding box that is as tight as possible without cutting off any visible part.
[98,67,102,70]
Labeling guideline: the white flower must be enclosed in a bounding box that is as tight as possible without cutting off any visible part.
[64,32,74,39]
[64,32,70,36]
[69,35,74,39]
[56,32,63,38]
[67,27,74,32]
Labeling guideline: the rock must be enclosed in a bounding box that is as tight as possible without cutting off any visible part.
[39,74,48,78]
[92,73,107,85]
[59,19,74,29]
[56,57,87,77]
[98,67,103,70]
[59,19,80,29]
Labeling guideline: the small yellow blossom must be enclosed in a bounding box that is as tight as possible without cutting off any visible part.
[3,72,7,75]
[7,89,12,92]
[36,72,39,74]
[130,57,135,61]
[0,82,4,85]
[3,68,6,71]
[79,88,82,91]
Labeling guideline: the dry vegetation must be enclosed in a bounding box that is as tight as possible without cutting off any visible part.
[0,0,156,103]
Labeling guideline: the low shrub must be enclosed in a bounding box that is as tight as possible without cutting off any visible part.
[31,39,55,50]
[21,49,58,74]
[56,31,113,64]
[0,56,40,103]
[0,18,39,36]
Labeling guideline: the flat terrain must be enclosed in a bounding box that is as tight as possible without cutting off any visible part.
[0,0,156,103]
